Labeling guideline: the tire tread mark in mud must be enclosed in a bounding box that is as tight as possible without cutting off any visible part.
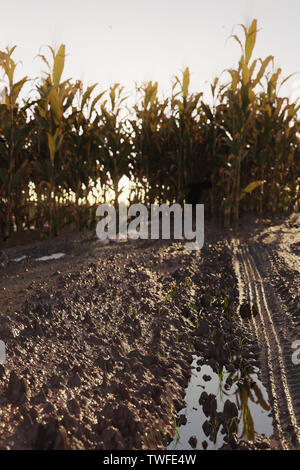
[248,242,300,421]
[232,239,300,449]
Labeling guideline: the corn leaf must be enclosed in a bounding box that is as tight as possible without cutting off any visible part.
[253,56,273,87]
[245,19,257,64]
[240,180,265,199]
[182,67,190,99]
[53,44,65,87]
[50,88,62,126]
[81,83,97,110]
[47,132,56,164]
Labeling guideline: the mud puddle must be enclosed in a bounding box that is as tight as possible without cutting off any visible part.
[36,252,65,261]
[167,356,273,450]
[12,252,66,262]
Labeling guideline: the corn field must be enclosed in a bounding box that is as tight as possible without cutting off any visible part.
[0,20,299,242]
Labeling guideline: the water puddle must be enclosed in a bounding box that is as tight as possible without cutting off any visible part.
[36,252,65,261]
[13,255,28,262]
[167,356,273,450]
[12,252,66,262]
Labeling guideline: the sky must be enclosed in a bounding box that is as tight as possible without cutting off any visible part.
[0,0,299,104]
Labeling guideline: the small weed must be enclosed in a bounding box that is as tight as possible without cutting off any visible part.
[221,291,232,322]
[209,329,216,340]
[231,356,253,377]
[157,306,166,316]
[208,417,219,444]
[174,419,181,444]
[225,417,239,442]
[216,364,224,382]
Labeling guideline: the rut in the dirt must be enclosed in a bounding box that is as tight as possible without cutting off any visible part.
[233,239,300,450]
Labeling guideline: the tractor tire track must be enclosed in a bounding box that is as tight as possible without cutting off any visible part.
[232,239,300,449]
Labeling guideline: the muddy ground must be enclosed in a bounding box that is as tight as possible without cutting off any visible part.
[0,214,299,450]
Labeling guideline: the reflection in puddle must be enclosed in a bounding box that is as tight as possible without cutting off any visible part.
[167,356,273,450]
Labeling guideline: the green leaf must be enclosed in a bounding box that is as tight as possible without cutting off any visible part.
[11,77,28,104]
[245,19,257,64]
[253,56,274,87]
[228,69,239,91]
[53,44,65,87]
[240,180,265,200]
[81,83,97,110]
[201,101,214,121]
[242,64,250,86]
[230,34,244,54]
[47,132,56,164]
[50,88,62,126]
[90,91,106,115]
[182,67,190,99]
[280,72,297,88]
